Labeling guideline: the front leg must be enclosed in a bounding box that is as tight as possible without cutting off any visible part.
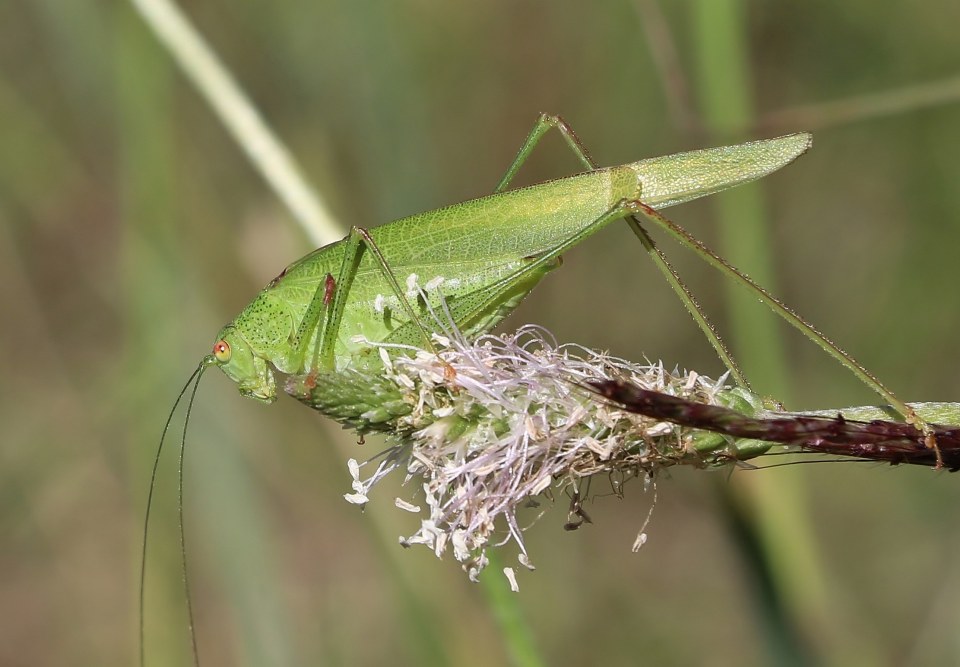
[313,226,437,372]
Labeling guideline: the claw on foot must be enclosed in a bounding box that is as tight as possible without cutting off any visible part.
[925,432,944,469]
[908,408,944,469]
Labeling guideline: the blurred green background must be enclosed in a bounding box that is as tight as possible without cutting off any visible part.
[4,1,960,665]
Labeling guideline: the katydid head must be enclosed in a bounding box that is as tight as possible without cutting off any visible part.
[211,326,277,403]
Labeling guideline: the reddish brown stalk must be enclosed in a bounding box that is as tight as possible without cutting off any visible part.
[591,380,960,471]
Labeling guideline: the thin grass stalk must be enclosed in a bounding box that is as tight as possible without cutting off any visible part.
[690,0,837,662]
[129,0,342,246]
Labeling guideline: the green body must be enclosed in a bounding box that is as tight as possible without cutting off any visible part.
[213,133,811,401]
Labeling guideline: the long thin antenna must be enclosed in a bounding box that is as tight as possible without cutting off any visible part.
[178,367,207,667]
[139,362,205,667]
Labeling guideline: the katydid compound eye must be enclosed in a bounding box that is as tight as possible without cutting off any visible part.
[213,340,231,363]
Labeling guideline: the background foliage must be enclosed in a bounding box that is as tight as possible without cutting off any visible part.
[4,1,960,665]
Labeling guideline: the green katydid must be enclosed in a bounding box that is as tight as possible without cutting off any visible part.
[141,115,941,666]
[208,116,812,401]
[204,114,932,450]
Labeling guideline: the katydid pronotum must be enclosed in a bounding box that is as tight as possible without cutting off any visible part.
[141,114,942,666]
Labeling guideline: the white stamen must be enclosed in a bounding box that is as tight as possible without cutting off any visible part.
[405,273,419,298]
[395,498,421,513]
[344,493,368,505]
[503,567,520,592]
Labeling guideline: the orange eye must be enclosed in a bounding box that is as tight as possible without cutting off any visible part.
[213,340,232,363]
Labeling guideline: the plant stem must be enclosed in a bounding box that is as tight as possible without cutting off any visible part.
[129,0,343,246]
